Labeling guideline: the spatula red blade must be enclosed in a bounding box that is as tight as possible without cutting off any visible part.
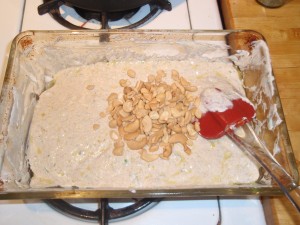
[199,98,256,139]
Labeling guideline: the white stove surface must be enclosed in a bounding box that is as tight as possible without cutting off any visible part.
[0,1,266,224]
[0,198,266,225]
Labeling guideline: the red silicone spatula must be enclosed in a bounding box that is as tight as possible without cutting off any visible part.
[198,89,300,212]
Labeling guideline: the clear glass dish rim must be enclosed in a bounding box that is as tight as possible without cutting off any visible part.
[0,29,298,200]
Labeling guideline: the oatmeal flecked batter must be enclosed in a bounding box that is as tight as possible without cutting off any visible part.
[27,60,259,188]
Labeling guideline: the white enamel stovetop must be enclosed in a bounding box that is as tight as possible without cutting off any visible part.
[0,1,267,224]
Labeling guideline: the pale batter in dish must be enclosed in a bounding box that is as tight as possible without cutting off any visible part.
[27,60,259,188]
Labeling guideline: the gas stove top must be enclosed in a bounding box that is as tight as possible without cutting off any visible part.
[0,198,266,225]
[37,0,173,29]
[0,1,266,224]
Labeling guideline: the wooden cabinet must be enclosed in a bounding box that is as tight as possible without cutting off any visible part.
[220,0,300,224]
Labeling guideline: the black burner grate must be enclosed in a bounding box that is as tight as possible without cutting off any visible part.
[45,197,223,225]
[45,198,161,225]
[38,0,172,29]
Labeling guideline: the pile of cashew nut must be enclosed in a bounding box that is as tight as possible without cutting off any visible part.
[106,69,202,162]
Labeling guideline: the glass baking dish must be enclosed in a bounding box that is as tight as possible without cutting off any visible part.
[0,30,298,199]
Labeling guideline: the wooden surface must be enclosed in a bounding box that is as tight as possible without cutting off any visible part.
[220,0,300,224]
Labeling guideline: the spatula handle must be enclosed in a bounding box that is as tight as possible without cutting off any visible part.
[227,123,300,212]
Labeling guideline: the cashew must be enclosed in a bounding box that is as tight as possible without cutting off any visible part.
[140,150,159,162]
[111,114,116,120]
[110,130,119,140]
[176,102,184,110]
[181,126,187,134]
[194,108,202,118]
[156,93,166,103]
[194,96,201,107]
[116,117,122,127]
[134,81,143,92]
[149,129,164,144]
[167,117,176,124]
[183,111,192,125]
[134,108,149,119]
[113,140,124,156]
[165,91,172,101]
[155,70,166,84]
[119,79,131,87]
[171,69,180,81]
[159,111,169,122]
[143,93,152,102]
[126,137,147,150]
[157,86,166,94]
[155,73,163,84]
[113,147,123,156]
[109,119,117,128]
[186,139,193,146]
[118,126,125,137]
[151,88,158,98]
[99,111,106,118]
[127,69,136,78]
[141,115,152,133]
[175,81,185,93]
[93,124,100,130]
[123,100,133,113]
[168,102,177,108]
[183,99,190,107]
[194,121,200,132]
[162,129,169,144]
[187,123,197,136]
[114,140,124,148]
[169,133,187,145]
[184,145,192,155]
[185,86,198,92]
[149,144,159,152]
[112,99,123,108]
[170,93,179,103]
[149,111,159,120]
[124,120,140,133]
[152,123,163,130]
[124,130,141,141]
[107,93,118,102]
[140,87,149,94]
[149,102,159,111]
[157,69,166,77]
[190,107,196,117]
[127,90,136,99]
[122,114,136,122]
[186,94,195,103]
[178,117,185,127]
[187,133,198,140]
[170,108,185,118]
[119,109,130,118]
[171,83,177,91]
[170,124,182,133]
[144,103,150,110]
[162,144,172,158]
[180,77,190,86]
[137,100,145,109]
[124,86,133,95]
[86,84,95,90]
[142,83,150,91]
[151,127,160,133]
[148,74,155,83]
[149,98,158,105]
[111,105,122,117]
